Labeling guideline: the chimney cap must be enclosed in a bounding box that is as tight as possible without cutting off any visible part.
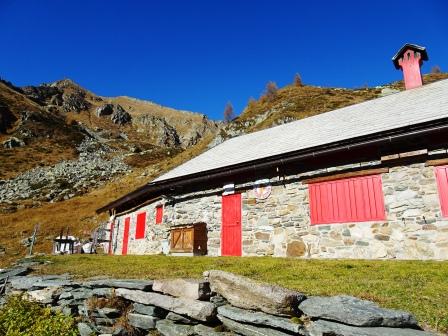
[392,43,428,69]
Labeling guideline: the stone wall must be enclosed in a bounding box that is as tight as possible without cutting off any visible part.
[111,162,448,260]
[0,266,435,336]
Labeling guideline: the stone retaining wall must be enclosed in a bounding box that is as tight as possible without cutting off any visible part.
[112,162,448,259]
[0,266,435,336]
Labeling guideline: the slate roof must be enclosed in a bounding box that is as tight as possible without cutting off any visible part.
[154,79,448,183]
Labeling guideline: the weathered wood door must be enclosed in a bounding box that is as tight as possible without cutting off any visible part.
[122,217,130,255]
[171,227,194,252]
[221,193,242,256]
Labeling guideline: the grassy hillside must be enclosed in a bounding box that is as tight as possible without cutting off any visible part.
[227,72,448,134]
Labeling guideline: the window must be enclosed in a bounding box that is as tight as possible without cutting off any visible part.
[309,174,386,225]
[156,205,163,224]
[435,165,448,217]
[135,212,146,239]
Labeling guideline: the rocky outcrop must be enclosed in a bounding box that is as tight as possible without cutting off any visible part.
[2,137,25,149]
[0,104,17,133]
[133,114,180,147]
[205,270,305,316]
[0,268,435,336]
[95,103,114,117]
[110,104,132,125]
[0,137,129,203]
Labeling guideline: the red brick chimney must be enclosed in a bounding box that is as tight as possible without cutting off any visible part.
[392,44,428,90]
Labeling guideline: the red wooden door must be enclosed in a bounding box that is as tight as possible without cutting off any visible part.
[221,193,242,256]
[122,217,130,255]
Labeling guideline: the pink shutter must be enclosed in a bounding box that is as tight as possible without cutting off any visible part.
[309,175,385,225]
[435,166,448,217]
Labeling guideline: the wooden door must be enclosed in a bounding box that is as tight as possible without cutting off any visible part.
[122,217,130,255]
[171,227,194,252]
[221,193,242,256]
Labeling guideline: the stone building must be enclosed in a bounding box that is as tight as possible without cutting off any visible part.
[98,44,448,260]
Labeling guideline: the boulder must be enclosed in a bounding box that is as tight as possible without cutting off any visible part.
[116,288,216,322]
[299,295,418,328]
[156,319,195,336]
[307,319,435,336]
[85,279,153,291]
[127,313,158,330]
[110,105,131,125]
[2,137,25,149]
[205,270,305,316]
[218,315,295,336]
[217,305,306,334]
[152,278,211,300]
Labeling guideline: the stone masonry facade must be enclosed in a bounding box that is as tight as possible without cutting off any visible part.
[111,162,448,260]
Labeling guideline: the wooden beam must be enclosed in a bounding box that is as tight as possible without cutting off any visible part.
[425,158,448,167]
[302,167,389,184]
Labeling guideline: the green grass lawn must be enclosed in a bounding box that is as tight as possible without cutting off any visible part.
[37,255,448,333]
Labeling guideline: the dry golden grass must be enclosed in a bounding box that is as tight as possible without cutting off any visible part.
[0,134,214,268]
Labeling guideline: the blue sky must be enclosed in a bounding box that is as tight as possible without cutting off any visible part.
[1,0,447,120]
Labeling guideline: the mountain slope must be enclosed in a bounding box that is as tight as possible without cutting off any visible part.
[1,73,448,266]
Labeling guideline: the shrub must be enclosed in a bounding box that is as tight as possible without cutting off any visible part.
[431,65,442,74]
[264,81,278,101]
[0,295,78,336]
[223,101,235,123]
[293,73,303,87]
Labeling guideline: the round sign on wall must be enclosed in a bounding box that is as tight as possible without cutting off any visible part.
[254,179,272,200]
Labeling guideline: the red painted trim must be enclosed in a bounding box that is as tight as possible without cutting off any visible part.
[435,165,448,218]
[155,206,163,224]
[122,217,130,255]
[108,220,115,255]
[309,175,386,225]
[221,193,242,256]
[135,212,146,239]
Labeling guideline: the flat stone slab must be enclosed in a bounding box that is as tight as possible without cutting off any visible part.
[0,267,30,281]
[299,295,418,328]
[218,305,306,334]
[133,303,167,318]
[26,287,61,304]
[128,313,158,330]
[307,319,436,336]
[10,276,74,290]
[218,315,294,336]
[156,319,195,336]
[193,324,234,336]
[205,270,305,316]
[116,288,216,322]
[166,312,198,325]
[84,279,153,291]
[152,278,211,300]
